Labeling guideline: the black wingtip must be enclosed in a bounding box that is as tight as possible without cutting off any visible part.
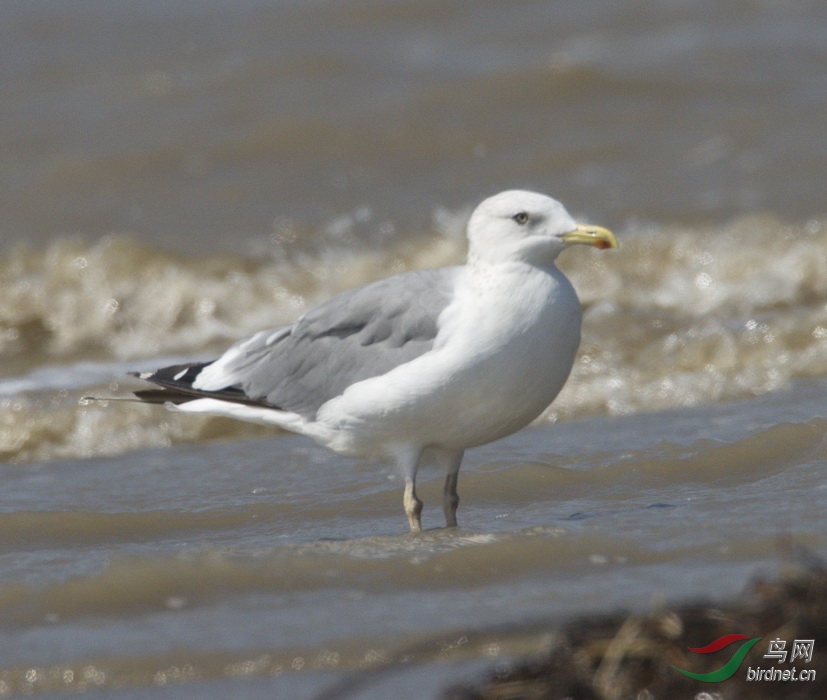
[127,361,266,409]
[133,388,194,405]
[128,364,207,384]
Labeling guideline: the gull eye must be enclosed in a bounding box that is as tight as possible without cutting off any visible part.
[512,212,529,225]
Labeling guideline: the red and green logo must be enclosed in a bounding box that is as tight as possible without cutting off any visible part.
[671,634,763,682]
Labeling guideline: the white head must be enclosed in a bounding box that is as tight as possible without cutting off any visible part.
[466,190,617,265]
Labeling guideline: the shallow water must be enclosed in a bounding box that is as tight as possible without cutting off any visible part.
[1,1,827,698]
[2,384,826,698]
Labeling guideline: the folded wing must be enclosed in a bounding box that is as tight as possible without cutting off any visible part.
[134,268,458,418]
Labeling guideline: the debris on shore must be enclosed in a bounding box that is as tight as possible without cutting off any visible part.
[441,557,824,700]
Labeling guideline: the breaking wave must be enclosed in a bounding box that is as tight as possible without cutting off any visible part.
[2,210,827,462]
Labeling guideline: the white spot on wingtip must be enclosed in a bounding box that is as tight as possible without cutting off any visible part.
[173,369,188,381]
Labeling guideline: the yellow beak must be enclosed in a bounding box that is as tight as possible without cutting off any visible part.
[559,224,618,250]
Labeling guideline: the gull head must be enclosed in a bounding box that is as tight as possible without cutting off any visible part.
[466,190,617,265]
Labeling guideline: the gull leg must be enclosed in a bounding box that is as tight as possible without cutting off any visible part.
[393,445,424,533]
[440,449,464,528]
[403,479,423,533]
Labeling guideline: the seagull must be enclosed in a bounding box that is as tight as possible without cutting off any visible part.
[131,190,617,532]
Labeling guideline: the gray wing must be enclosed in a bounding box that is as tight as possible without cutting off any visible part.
[185,267,458,417]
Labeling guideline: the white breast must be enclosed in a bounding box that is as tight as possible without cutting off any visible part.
[314,262,582,456]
